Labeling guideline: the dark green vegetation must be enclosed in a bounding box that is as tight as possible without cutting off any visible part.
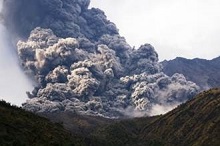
[0,88,220,146]
[40,111,113,137]
[0,101,89,146]
[89,88,220,146]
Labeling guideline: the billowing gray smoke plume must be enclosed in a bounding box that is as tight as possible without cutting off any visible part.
[2,0,199,118]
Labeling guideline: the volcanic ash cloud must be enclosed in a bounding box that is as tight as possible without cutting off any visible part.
[2,0,199,118]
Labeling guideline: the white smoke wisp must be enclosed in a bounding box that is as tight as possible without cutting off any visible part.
[0,1,33,106]
[150,103,179,116]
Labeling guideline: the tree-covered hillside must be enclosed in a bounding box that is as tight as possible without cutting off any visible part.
[0,88,219,146]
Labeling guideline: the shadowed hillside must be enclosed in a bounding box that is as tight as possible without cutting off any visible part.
[0,100,89,146]
[0,88,219,146]
[162,56,220,90]
[139,88,220,146]
[40,111,113,137]
[89,88,220,146]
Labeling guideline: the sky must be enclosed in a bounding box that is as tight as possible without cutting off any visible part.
[0,1,33,106]
[90,0,220,61]
[0,24,33,106]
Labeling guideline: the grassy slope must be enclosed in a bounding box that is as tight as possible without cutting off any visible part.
[139,88,220,146]
[89,88,220,146]
[0,101,88,146]
[40,111,113,137]
[0,88,219,146]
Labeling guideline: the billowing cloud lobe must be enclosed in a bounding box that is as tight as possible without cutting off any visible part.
[2,0,199,118]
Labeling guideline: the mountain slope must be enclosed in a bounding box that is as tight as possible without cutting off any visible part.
[0,88,219,146]
[40,111,113,137]
[89,88,220,146]
[139,88,220,146]
[162,56,220,90]
[0,100,89,146]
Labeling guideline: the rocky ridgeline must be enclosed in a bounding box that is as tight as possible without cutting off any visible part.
[162,56,220,90]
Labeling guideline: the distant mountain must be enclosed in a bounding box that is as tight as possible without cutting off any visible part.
[1,88,219,146]
[162,56,220,90]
